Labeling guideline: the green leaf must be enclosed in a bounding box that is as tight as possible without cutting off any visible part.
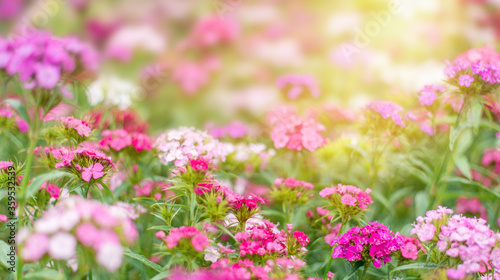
[24,170,68,200]
[467,101,483,131]
[443,177,500,199]
[415,191,430,217]
[452,154,471,180]
[342,261,364,280]
[4,99,29,122]
[24,269,64,280]
[0,240,13,269]
[390,262,439,273]
[123,248,164,272]
[150,271,170,280]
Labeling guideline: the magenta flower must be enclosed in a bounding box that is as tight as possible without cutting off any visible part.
[400,243,418,260]
[81,163,104,182]
[459,74,474,87]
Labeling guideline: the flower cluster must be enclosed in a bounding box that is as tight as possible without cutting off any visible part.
[19,196,138,272]
[0,31,98,89]
[276,74,320,99]
[482,147,500,174]
[87,75,140,110]
[61,116,92,138]
[365,101,406,128]
[331,222,403,268]
[154,127,230,167]
[418,84,446,107]
[437,214,499,279]
[456,196,488,220]
[156,226,210,253]
[52,147,117,182]
[270,177,314,205]
[40,182,61,200]
[234,220,309,261]
[189,16,239,48]
[99,129,153,153]
[133,180,171,200]
[411,206,454,242]
[269,109,326,152]
[399,235,426,260]
[319,184,373,220]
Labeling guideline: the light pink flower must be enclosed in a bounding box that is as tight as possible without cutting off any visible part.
[81,163,104,182]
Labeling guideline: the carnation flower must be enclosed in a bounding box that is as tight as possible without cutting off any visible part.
[330,222,403,268]
[0,31,97,90]
[418,84,446,106]
[411,206,453,242]
[320,184,373,220]
[154,127,230,167]
[20,196,138,272]
[365,100,406,127]
[157,226,210,253]
[269,109,326,152]
[99,129,152,153]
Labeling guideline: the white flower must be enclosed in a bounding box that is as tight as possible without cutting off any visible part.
[49,232,77,260]
[34,215,60,234]
[204,245,221,263]
[96,243,124,272]
[87,75,140,109]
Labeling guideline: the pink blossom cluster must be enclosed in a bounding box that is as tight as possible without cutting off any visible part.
[194,179,265,210]
[269,110,326,152]
[189,16,239,48]
[276,74,320,99]
[331,222,403,268]
[156,226,210,253]
[61,116,92,137]
[411,206,454,242]
[322,103,358,124]
[418,84,446,106]
[234,220,309,259]
[0,32,98,89]
[52,147,117,182]
[154,127,230,167]
[209,257,311,280]
[482,147,500,174]
[19,196,138,272]
[456,196,488,220]
[206,121,248,139]
[99,129,152,153]
[274,178,314,190]
[319,184,373,210]
[437,215,500,279]
[0,160,12,171]
[444,47,500,84]
[365,101,406,127]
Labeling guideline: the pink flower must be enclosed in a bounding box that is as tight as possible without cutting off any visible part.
[61,116,92,137]
[0,161,13,170]
[401,243,418,260]
[191,234,210,252]
[35,64,61,89]
[0,214,7,222]
[22,233,50,261]
[293,231,310,246]
[276,74,320,99]
[327,272,336,279]
[45,184,60,199]
[459,74,474,87]
[366,101,406,127]
[75,222,100,247]
[190,158,209,171]
[81,163,104,182]
[340,194,357,206]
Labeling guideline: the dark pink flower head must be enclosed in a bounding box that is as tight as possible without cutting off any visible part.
[190,158,209,171]
[331,222,402,268]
